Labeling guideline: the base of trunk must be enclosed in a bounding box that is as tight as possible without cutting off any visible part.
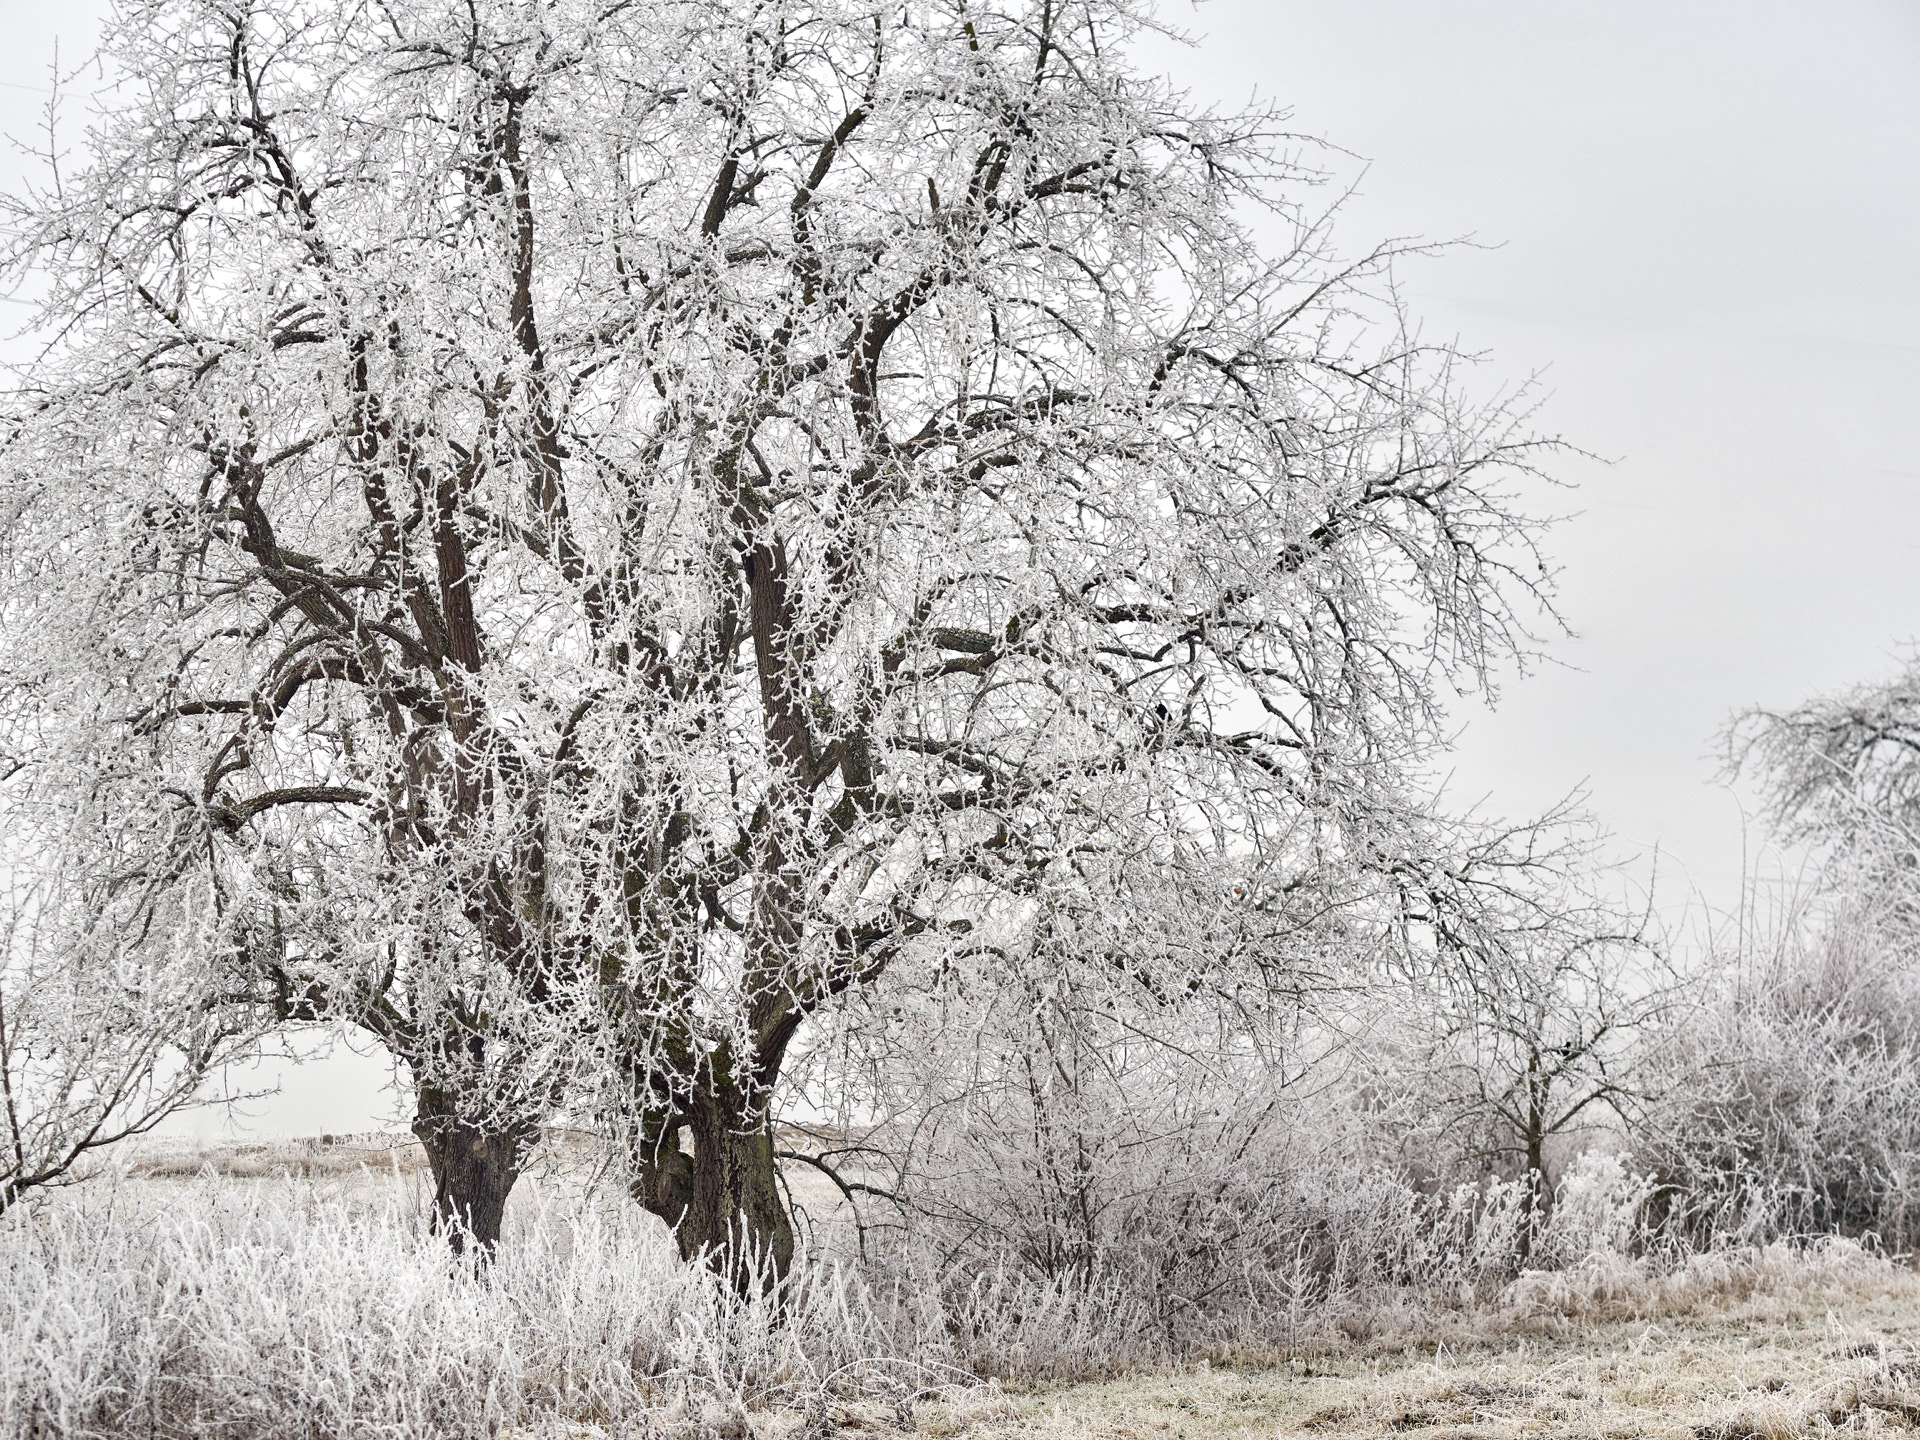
[413,1106,533,1254]
[633,1097,794,1291]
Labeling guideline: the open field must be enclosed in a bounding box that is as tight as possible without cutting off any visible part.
[903,1289,1920,1440]
[5,1137,1918,1439]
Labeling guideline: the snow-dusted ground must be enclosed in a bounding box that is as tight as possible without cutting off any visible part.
[6,1140,1913,1438]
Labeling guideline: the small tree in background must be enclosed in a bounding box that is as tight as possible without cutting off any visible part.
[1733,654,1920,957]
[1326,811,1661,1260]
[1421,904,1663,1258]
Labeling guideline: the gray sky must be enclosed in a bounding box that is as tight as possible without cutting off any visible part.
[4,0,1917,1135]
[1134,1,1920,920]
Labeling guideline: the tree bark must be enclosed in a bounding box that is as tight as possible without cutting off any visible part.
[412,1088,533,1255]
[630,1117,695,1234]
[641,1084,792,1291]
[1518,1113,1549,1265]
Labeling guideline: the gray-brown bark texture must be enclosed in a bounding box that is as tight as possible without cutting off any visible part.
[413,1089,535,1254]
[632,1097,795,1289]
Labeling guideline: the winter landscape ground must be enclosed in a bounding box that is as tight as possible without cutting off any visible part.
[8,1138,1920,1439]
[941,1294,1920,1440]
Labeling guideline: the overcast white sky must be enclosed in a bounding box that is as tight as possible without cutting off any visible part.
[4,0,1917,1134]
[1136,1,1920,906]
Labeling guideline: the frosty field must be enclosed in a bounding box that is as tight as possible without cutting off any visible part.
[6,1137,1917,1440]
[928,1291,1920,1440]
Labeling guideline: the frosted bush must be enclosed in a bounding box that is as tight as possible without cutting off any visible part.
[1529,1151,1657,1269]
[1640,902,1920,1252]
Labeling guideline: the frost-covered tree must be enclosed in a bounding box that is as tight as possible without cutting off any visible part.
[1732,654,1920,969]
[1398,823,1663,1257]
[1736,655,1920,847]
[0,0,1561,1270]
[0,643,249,1217]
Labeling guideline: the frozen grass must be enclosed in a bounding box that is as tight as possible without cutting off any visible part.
[5,1145,1916,1438]
[0,1166,947,1439]
[909,1260,1920,1438]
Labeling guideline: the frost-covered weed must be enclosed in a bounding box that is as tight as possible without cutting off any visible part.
[2,1151,1896,1437]
[0,1173,926,1439]
[1506,1234,1901,1321]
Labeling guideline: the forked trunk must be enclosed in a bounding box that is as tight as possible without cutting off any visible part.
[413,1091,534,1254]
[633,1086,794,1291]
[630,1122,696,1234]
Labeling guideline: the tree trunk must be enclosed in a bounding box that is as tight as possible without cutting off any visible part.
[412,1089,533,1255]
[661,1086,793,1291]
[1518,1118,1549,1265]
[629,1113,695,1232]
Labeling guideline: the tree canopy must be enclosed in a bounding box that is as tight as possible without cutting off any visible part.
[0,0,1562,1268]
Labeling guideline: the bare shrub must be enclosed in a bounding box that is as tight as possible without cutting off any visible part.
[1638,888,1920,1251]
[865,984,1670,1366]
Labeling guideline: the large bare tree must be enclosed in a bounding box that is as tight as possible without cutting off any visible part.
[0,0,1560,1272]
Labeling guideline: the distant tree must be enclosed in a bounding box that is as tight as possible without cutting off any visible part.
[1676,653,1920,1247]
[0,0,1561,1275]
[1736,655,1920,839]
[1733,653,1920,947]
[1428,911,1659,1258]
[1367,814,1663,1259]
